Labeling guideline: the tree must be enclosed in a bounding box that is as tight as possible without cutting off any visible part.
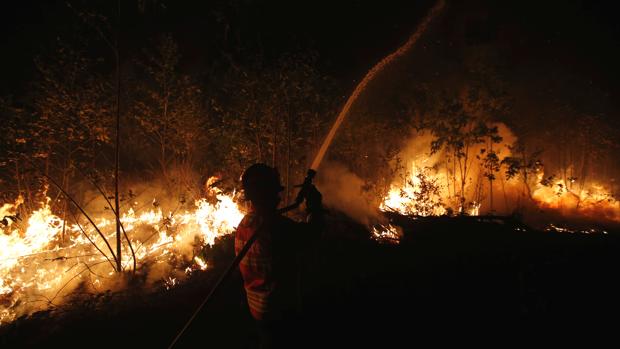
[132,34,208,195]
[429,96,502,213]
[501,145,543,203]
[480,148,501,212]
[210,52,336,199]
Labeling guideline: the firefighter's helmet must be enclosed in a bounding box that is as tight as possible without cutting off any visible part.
[241,163,284,201]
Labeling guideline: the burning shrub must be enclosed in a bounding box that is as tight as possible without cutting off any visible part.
[381,166,445,217]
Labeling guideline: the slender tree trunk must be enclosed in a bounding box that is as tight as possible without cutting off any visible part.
[114,0,122,272]
[452,152,456,206]
[560,138,567,188]
[444,157,451,199]
[489,142,494,212]
[488,177,493,213]
[61,168,69,244]
[285,108,291,206]
[458,152,468,214]
[61,199,68,244]
[576,146,588,209]
[15,161,23,213]
[161,95,169,180]
[272,115,277,167]
[520,148,533,200]
[568,145,574,191]
[500,174,508,213]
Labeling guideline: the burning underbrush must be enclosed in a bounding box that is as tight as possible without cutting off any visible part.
[356,122,618,245]
[379,162,619,223]
[0,177,243,325]
[375,125,619,229]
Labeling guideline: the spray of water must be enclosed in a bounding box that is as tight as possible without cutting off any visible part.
[310,0,446,170]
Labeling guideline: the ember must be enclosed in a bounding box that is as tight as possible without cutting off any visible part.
[371,224,403,244]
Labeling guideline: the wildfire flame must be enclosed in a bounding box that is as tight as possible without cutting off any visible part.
[376,145,619,242]
[532,174,620,222]
[371,224,402,244]
[380,164,447,217]
[0,177,243,324]
[380,163,619,221]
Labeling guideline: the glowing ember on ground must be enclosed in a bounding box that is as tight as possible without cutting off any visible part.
[545,223,608,235]
[193,256,208,270]
[371,224,402,244]
[0,177,243,324]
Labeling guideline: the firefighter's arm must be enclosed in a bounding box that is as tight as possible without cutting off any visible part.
[302,184,325,233]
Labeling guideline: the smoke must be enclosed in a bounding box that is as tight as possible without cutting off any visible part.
[396,130,443,170]
[316,161,383,226]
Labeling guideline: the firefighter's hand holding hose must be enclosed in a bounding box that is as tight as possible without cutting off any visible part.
[294,171,325,233]
[294,169,323,213]
[296,184,322,212]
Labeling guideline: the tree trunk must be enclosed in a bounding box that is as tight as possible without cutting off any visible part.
[500,174,508,213]
[488,142,494,212]
[576,146,588,209]
[520,148,534,200]
[285,108,291,206]
[15,161,21,197]
[114,0,122,272]
[444,157,451,199]
[161,95,169,180]
[61,199,68,244]
[272,114,277,167]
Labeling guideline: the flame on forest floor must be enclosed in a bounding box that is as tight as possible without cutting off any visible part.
[0,177,243,324]
[375,156,619,242]
[379,164,619,218]
[531,174,620,222]
[371,224,403,244]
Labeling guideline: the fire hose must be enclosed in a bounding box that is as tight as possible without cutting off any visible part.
[167,170,316,348]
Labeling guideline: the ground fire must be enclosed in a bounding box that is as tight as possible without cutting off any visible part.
[0,178,243,324]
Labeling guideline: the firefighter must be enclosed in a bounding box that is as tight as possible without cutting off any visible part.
[235,163,324,349]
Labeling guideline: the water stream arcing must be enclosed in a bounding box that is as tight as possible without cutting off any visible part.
[310,0,446,170]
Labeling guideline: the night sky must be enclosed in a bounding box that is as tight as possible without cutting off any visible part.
[1,0,619,108]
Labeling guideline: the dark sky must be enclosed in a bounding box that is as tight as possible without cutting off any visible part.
[1,0,619,112]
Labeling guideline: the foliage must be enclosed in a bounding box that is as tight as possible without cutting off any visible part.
[407,167,444,216]
[208,53,337,203]
[501,145,543,198]
[428,94,503,212]
[131,33,208,194]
